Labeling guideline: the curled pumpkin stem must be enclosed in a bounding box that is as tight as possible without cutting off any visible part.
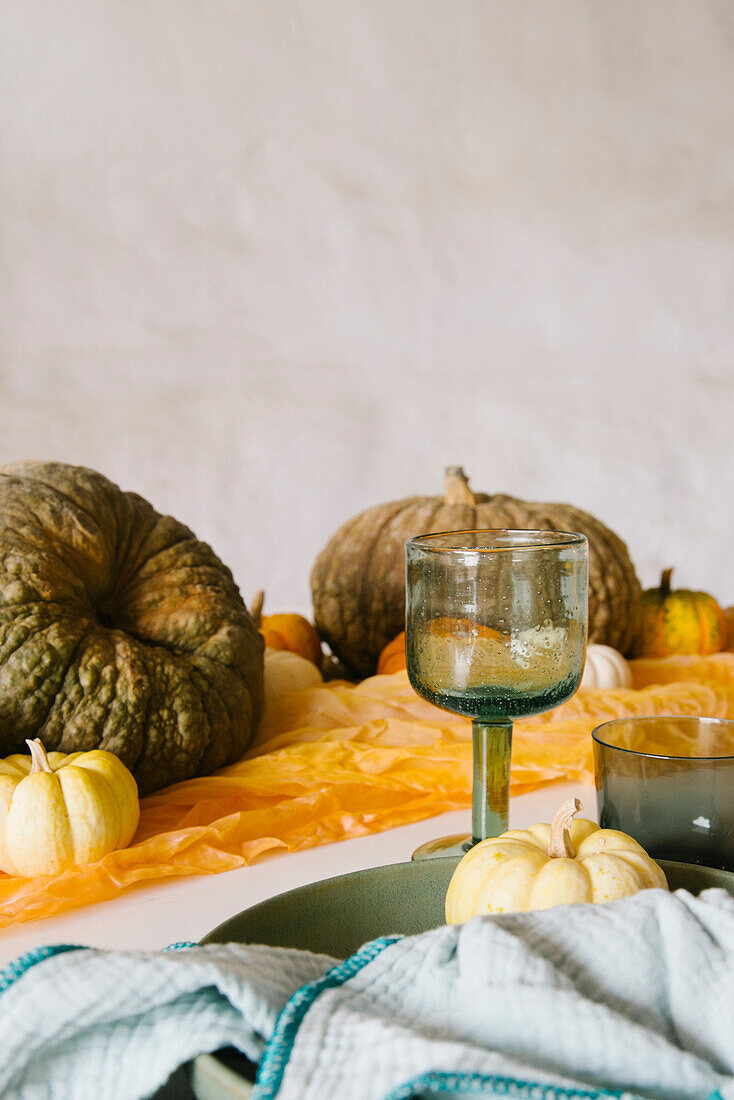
[250,590,265,628]
[659,568,674,597]
[444,466,477,507]
[26,738,53,775]
[547,797,582,859]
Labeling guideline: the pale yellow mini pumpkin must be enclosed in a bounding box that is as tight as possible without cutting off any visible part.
[263,649,323,702]
[0,739,140,876]
[580,644,632,690]
[445,799,667,923]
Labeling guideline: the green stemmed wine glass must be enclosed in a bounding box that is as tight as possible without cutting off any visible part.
[405,529,588,859]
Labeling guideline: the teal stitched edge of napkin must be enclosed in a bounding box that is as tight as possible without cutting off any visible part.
[247,887,734,1100]
[252,938,657,1100]
[254,936,400,1098]
[0,940,198,999]
[382,1072,728,1100]
[0,943,83,993]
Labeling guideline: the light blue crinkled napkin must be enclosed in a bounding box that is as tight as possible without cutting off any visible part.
[1,887,733,1100]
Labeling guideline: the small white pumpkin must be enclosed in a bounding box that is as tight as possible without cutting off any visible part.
[445,798,667,922]
[263,649,323,702]
[580,644,632,690]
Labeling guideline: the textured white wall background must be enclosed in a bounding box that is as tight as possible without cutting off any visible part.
[1,0,733,615]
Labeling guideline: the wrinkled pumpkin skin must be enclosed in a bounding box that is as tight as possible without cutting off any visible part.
[312,468,641,677]
[0,462,264,795]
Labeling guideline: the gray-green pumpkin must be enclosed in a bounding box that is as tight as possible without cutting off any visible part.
[0,461,264,794]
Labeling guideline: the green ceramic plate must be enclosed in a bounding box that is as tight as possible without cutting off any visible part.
[190,857,734,1100]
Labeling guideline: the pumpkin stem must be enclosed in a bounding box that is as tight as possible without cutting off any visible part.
[659,568,674,596]
[444,466,477,507]
[250,590,265,628]
[26,738,54,774]
[546,798,582,859]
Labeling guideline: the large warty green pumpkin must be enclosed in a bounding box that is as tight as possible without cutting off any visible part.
[0,462,264,795]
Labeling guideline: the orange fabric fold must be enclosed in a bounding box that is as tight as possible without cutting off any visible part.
[2,655,734,930]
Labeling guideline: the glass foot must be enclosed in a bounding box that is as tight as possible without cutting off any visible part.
[411,833,472,861]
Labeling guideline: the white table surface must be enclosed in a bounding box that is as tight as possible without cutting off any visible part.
[0,781,594,968]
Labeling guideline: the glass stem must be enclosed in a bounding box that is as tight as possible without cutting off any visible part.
[472,719,513,844]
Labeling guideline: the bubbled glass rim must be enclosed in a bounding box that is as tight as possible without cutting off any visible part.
[405,529,588,554]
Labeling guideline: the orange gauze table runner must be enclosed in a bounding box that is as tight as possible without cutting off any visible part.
[2,654,734,929]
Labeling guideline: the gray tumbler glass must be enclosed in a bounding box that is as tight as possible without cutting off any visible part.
[593,716,734,871]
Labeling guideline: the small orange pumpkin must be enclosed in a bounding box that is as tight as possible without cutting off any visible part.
[377,631,407,674]
[631,568,725,658]
[376,618,504,676]
[250,591,323,667]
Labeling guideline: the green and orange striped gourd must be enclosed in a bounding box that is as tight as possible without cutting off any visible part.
[631,568,725,658]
